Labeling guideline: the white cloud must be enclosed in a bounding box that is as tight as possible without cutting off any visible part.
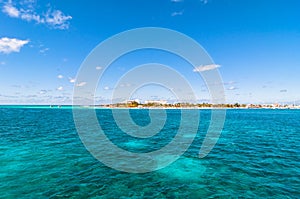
[57,74,63,79]
[227,86,238,90]
[39,90,47,94]
[171,10,184,16]
[171,0,183,2]
[0,37,29,54]
[96,66,103,70]
[69,77,76,83]
[76,82,87,87]
[57,86,63,91]
[104,86,110,90]
[193,64,220,72]
[45,10,72,29]
[2,1,19,17]
[20,12,44,23]
[39,47,49,54]
[1,1,72,30]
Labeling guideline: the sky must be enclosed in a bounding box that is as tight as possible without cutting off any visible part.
[0,0,300,105]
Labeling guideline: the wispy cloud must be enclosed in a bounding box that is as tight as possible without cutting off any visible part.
[76,82,87,87]
[0,61,5,65]
[227,86,238,90]
[2,1,19,17]
[45,10,72,29]
[69,77,76,83]
[2,0,72,29]
[171,0,183,2]
[0,37,29,54]
[57,74,64,79]
[193,64,221,72]
[280,89,287,93]
[171,10,184,16]
[104,86,110,90]
[39,90,47,94]
[39,47,49,54]
[96,66,103,70]
[57,86,63,91]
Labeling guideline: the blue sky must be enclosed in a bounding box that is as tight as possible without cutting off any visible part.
[0,0,300,104]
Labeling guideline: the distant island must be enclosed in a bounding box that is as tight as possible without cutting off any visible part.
[98,100,300,109]
[1,101,299,109]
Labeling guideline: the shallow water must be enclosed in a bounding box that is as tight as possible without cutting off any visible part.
[0,107,299,198]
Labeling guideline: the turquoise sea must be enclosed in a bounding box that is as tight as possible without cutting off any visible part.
[0,107,299,198]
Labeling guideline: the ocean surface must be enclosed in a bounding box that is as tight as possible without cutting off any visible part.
[0,107,299,198]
